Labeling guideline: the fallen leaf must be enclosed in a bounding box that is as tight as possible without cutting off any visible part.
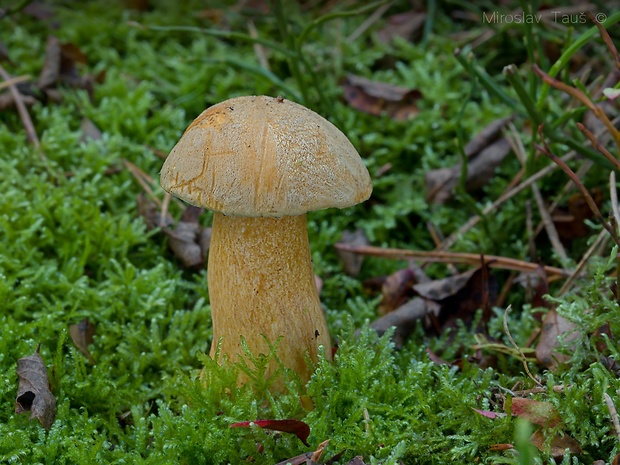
[345,457,367,465]
[80,117,102,142]
[69,318,96,363]
[412,269,476,301]
[324,449,347,465]
[378,268,416,315]
[552,189,601,241]
[433,264,497,333]
[535,308,578,370]
[530,427,582,459]
[274,439,327,465]
[15,346,56,429]
[230,419,311,447]
[342,74,422,121]
[38,36,62,89]
[22,1,56,21]
[507,397,562,428]
[369,297,440,349]
[376,10,426,44]
[335,228,369,277]
[425,117,512,204]
[38,36,97,99]
[136,193,173,231]
[166,206,205,268]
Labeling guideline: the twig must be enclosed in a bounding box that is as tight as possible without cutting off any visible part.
[0,64,40,150]
[503,305,543,387]
[533,160,593,238]
[604,392,620,444]
[558,228,610,295]
[247,20,270,72]
[346,1,393,43]
[576,122,620,169]
[437,152,574,251]
[334,244,571,278]
[122,159,162,207]
[611,171,620,227]
[588,12,620,70]
[0,74,30,91]
[535,124,620,246]
[533,64,620,150]
[506,123,568,262]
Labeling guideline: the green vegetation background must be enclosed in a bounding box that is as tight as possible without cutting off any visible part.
[1,1,620,464]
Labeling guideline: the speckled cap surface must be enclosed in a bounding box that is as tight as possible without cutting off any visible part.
[160,95,372,217]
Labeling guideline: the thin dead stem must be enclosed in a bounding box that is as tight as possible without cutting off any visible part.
[588,12,620,70]
[503,305,543,387]
[533,64,620,150]
[535,124,620,246]
[0,64,40,150]
[506,124,568,262]
[334,243,571,278]
[576,122,620,169]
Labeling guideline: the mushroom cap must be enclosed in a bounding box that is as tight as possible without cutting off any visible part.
[160,95,372,217]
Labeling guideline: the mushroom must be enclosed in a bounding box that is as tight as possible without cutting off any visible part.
[160,95,372,386]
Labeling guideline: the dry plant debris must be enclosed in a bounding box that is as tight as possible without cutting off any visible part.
[15,346,56,430]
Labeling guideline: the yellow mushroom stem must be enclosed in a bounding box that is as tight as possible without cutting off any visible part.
[207,212,332,385]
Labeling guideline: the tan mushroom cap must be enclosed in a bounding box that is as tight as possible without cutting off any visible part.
[160,95,372,217]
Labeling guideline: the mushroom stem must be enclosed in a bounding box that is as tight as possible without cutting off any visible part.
[208,212,332,385]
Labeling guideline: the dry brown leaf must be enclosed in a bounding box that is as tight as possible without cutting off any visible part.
[69,318,96,363]
[432,264,497,332]
[378,268,416,315]
[335,228,369,277]
[165,206,209,269]
[80,117,102,142]
[530,428,582,459]
[136,192,173,231]
[376,11,426,44]
[413,269,476,301]
[345,457,367,465]
[535,308,579,370]
[15,346,56,429]
[370,297,440,349]
[342,74,422,121]
[552,190,602,241]
[425,117,512,204]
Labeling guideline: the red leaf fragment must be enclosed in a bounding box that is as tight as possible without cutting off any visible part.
[230,419,311,446]
[507,397,562,428]
[15,346,56,429]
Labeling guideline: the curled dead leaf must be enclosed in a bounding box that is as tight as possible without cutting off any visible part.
[69,318,96,363]
[15,346,56,429]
